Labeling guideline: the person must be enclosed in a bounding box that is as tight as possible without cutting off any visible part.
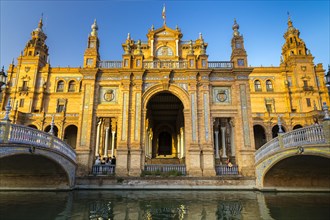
[95,156,101,165]
[106,157,112,165]
[226,158,233,168]
[101,157,106,165]
[313,117,319,125]
[111,156,116,165]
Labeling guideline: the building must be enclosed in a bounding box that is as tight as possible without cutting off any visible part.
[1,16,328,178]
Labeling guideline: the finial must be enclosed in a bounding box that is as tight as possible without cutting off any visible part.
[38,13,43,30]
[176,25,179,31]
[151,24,154,31]
[322,102,330,120]
[199,32,203,40]
[232,18,240,36]
[12,58,14,65]
[188,40,194,55]
[287,12,294,29]
[127,33,131,40]
[91,19,98,37]
[162,4,166,26]
[3,98,12,121]
[277,115,284,134]
[49,115,55,135]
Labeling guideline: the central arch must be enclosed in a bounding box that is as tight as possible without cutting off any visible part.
[142,84,190,165]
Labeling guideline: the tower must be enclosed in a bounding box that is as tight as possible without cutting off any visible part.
[230,19,248,68]
[3,17,50,113]
[83,19,100,68]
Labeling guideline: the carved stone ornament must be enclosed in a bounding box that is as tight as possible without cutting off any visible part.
[104,89,114,102]
[25,66,31,73]
[217,90,227,102]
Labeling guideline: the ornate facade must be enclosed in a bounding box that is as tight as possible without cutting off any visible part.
[1,16,328,178]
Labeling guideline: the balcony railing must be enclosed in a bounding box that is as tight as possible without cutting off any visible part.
[92,164,116,175]
[143,61,188,69]
[215,165,239,175]
[98,61,122,68]
[97,60,233,69]
[208,61,233,69]
[144,164,186,175]
[303,86,314,91]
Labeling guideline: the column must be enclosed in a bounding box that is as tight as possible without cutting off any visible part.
[111,118,117,157]
[103,127,109,158]
[177,133,181,158]
[151,40,154,56]
[180,127,184,158]
[95,119,102,157]
[145,130,149,157]
[175,40,179,56]
[221,126,227,158]
[214,130,220,159]
[111,131,116,157]
[148,129,153,157]
[230,120,236,163]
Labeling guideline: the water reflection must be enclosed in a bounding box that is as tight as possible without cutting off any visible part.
[0,190,329,220]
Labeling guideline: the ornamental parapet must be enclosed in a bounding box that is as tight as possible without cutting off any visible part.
[98,60,233,69]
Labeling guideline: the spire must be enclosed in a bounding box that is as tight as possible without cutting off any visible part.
[232,18,240,37]
[34,14,44,32]
[91,19,98,37]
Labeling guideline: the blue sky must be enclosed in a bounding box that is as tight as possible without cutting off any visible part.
[1,1,329,71]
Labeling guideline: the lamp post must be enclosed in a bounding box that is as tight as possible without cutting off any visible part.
[325,65,330,97]
[0,66,7,91]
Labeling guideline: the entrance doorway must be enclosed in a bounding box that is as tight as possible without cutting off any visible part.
[145,92,184,161]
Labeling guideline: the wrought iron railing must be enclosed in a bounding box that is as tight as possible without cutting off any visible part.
[215,165,239,175]
[0,122,76,162]
[92,164,116,175]
[144,164,186,175]
[255,124,325,164]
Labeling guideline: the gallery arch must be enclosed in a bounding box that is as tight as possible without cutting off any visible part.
[144,92,184,162]
[253,125,267,150]
[64,125,78,149]
[94,117,117,159]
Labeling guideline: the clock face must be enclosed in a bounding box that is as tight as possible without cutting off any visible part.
[237,59,244,66]
[89,42,95,48]
[236,42,241,48]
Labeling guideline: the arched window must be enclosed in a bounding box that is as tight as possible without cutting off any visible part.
[254,80,262,92]
[56,80,64,92]
[266,80,273,92]
[68,80,76,92]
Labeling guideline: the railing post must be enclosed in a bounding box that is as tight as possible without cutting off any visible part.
[278,133,284,148]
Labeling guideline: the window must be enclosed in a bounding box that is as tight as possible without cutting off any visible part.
[56,81,64,92]
[266,80,273,92]
[86,58,93,66]
[254,80,262,92]
[68,81,75,92]
[202,59,206,67]
[22,81,28,91]
[19,99,24,107]
[190,59,194,67]
[124,59,128,67]
[266,104,272,113]
[237,59,244,66]
[306,98,311,107]
[136,59,141,67]
[57,104,65,113]
[303,80,308,87]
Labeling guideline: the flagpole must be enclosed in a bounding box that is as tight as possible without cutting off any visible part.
[162,4,166,26]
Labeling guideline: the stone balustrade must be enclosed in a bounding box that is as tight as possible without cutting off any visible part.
[143,60,188,69]
[215,165,239,175]
[0,122,76,162]
[92,165,115,175]
[255,124,326,164]
[98,61,122,68]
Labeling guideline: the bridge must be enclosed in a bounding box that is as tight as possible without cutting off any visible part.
[0,120,77,189]
[255,123,330,189]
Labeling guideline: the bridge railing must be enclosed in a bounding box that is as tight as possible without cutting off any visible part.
[255,124,325,164]
[0,122,76,162]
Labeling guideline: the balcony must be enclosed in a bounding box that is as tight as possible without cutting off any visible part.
[303,86,314,91]
[143,60,187,69]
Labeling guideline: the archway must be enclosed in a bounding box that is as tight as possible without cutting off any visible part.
[64,125,78,149]
[293,124,303,130]
[264,155,330,188]
[272,125,286,138]
[145,92,184,161]
[253,125,266,150]
[28,124,38,129]
[44,125,59,137]
[0,154,69,188]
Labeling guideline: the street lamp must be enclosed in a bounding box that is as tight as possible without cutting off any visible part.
[325,65,330,96]
[0,66,7,92]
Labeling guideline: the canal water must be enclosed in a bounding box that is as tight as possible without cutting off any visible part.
[0,190,329,220]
